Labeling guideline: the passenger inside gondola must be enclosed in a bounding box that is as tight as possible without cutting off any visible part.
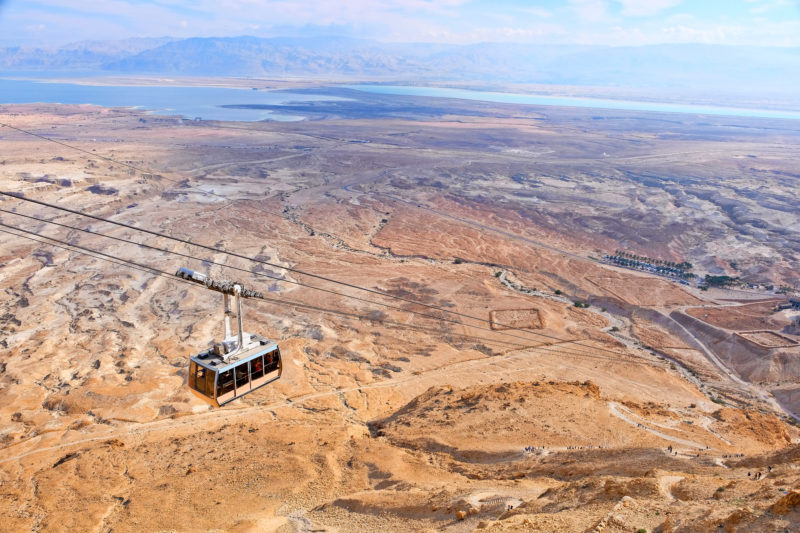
[251,357,263,379]
[235,362,250,389]
[265,352,279,373]
[189,345,280,406]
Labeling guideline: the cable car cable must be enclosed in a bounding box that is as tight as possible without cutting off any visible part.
[0,124,621,353]
[0,221,652,366]
[0,219,625,363]
[0,227,170,279]
[0,225,529,351]
[0,215,538,351]
[0,205,623,360]
[0,124,634,356]
[0,209,560,346]
[0,190,627,356]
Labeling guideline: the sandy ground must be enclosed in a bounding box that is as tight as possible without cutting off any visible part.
[686,300,790,331]
[1,99,800,531]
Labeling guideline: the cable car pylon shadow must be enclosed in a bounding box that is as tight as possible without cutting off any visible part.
[177,267,282,407]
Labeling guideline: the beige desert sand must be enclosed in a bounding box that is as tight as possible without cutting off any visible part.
[1,98,799,532]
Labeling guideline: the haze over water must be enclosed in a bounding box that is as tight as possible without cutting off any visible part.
[0,78,342,122]
[349,85,800,122]
[4,78,800,122]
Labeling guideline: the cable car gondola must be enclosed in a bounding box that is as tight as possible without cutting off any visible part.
[177,267,282,406]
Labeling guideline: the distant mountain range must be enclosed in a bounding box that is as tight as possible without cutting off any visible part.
[0,37,175,71]
[1,36,796,98]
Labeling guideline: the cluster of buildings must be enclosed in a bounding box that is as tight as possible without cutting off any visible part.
[602,254,692,280]
[776,298,800,312]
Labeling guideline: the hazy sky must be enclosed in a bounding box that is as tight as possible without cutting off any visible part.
[1,0,799,47]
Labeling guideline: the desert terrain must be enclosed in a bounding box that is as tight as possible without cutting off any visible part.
[1,85,800,532]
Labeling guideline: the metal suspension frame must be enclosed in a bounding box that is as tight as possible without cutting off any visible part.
[222,285,245,358]
[176,267,262,362]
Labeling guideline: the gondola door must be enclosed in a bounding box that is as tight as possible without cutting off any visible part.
[234,360,251,398]
[216,368,236,405]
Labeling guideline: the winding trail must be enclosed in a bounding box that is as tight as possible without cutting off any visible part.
[664,311,788,416]
[658,475,685,500]
[185,152,309,175]
[608,402,706,449]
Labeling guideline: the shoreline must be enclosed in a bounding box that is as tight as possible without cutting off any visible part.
[3,74,800,119]
[350,84,800,121]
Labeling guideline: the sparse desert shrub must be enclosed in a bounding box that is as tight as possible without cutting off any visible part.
[366,311,386,323]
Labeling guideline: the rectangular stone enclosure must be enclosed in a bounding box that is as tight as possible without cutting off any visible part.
[490,308,545,330]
